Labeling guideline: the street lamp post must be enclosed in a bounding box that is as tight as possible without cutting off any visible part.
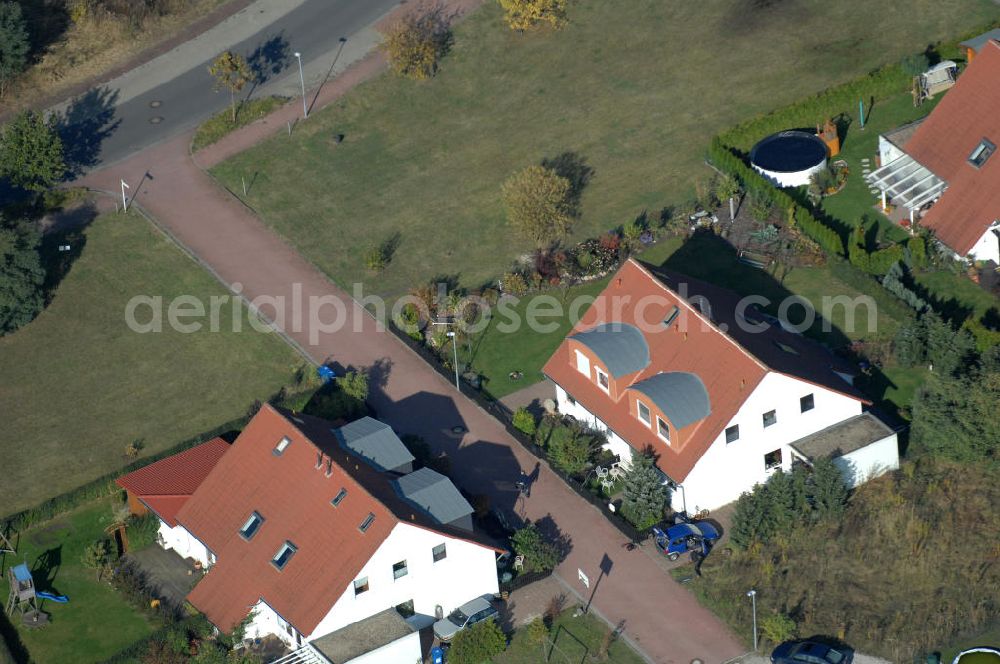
[446,331,459,391]
[746,589,758,651]
[120,179,130,212]
[294,52,307,119]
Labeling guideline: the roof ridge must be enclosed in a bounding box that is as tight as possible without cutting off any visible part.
[627,259,770,372]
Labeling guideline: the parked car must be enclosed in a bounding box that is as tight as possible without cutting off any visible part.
[651,521,720,561]
[433,597,498,642]
[771,640,854,664]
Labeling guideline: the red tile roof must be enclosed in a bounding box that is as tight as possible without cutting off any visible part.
[176,405,499,636]
[115,438,230,527]
[543,259,865,483]
[906,40,1000,255]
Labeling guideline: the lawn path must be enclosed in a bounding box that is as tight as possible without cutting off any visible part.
[78,3,744,660]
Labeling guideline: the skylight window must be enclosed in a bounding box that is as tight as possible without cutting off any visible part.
[331,488,348,507]
[359,513,375,533]
[239,511,264,540]
[271,541,297,571]
[969,138,995,168]
[273,436,292,456]
[663,306,680,327]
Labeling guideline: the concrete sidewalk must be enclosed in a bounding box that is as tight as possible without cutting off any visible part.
[77,14,743,662]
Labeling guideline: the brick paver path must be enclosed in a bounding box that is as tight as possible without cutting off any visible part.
[79,23,744,664]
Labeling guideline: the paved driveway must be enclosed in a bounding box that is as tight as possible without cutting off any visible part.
[78,37,744,664]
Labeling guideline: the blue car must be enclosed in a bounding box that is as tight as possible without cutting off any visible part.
[651,521,720,561]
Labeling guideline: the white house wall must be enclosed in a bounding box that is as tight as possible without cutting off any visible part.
[835,433,899,488]
[555,385,635,466]
[346,631,422,664]
[306,522,498,641]
[674,372,862,512]
[157,520,213,568]
[244,599,303,649]
[878,135,906,169]
[967,226,1000,263]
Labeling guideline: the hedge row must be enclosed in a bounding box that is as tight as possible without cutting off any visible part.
[97,614,214,664]
[708,138,844,256]
[1,416,247,532]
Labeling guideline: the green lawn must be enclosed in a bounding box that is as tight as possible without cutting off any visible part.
[496,608,645,664]
[211,0,996,298]
[0,499,155,664]
[941,627,1000,663]
[0,212,301,515]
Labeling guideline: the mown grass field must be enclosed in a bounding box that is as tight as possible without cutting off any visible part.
[212,0,997,298]
[495,608,645,664]
[0,212,300,515]
[0,499,154,664]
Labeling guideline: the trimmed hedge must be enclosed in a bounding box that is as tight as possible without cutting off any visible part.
[707,138,844,256]
[720,63,911,150]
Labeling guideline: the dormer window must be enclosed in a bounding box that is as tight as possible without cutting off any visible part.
[239,511,264,540]
[596,368,610,392]
[969,138,995,168]
[271,541,297,570]
[656,417,670,444]
[359,513,375,533]
[274,436,291,456]
[636,400,651,426]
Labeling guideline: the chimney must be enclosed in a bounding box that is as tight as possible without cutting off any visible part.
[316,452,324,469]
[325,459,333,478]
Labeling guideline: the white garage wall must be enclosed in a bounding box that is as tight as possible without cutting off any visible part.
[157,520,213,568]
[836,434,899,488]
[347,631,422,664]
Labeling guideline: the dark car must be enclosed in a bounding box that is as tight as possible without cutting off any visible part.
[771,640,854,664]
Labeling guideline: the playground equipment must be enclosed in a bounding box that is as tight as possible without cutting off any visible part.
[5,563,63,627]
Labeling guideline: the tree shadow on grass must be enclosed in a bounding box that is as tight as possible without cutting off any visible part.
[541,152,594,215]
[52,87,122,179]
[38,200,97,304]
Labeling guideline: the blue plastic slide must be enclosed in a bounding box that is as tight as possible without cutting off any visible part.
[36,591,69,603]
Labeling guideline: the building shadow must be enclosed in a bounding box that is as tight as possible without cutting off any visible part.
[52,87,122,179]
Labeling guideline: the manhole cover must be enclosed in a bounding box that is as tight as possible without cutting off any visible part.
[149,116,164,124]
[149,100,162,108]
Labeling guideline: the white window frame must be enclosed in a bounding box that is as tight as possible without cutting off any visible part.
[274,436,291,456]
[595,367,610,393]
[636,400,651,426]
[656,416,670,444]
[239,511,263,540]
[574,349,590,376]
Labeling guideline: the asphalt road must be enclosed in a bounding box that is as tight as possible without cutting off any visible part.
[71,0,399,170]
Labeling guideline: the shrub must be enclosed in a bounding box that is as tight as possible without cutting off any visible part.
[546,423,595,475]
[497,0,567,32]
[512,407,537,437]
[339,370,369,402]
[502,165,574,247]
[449,618,507,664]
[502,271,529,296]
[511,522,560,572]
[128,512,161,550]
[363,243,387,272]
[761,612,797,645]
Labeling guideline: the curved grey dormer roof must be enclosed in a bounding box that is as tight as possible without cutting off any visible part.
[630,372,711,430]
[570,323,650,378]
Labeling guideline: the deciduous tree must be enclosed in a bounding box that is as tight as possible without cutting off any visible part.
[380,6,451,80]
[81,539,110,581]
[0,216,45,335]
[0,1,29,99]
[0,111,65,192]
[208,51,254,123]
[501,165,573,248]
[497,0,567,32]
